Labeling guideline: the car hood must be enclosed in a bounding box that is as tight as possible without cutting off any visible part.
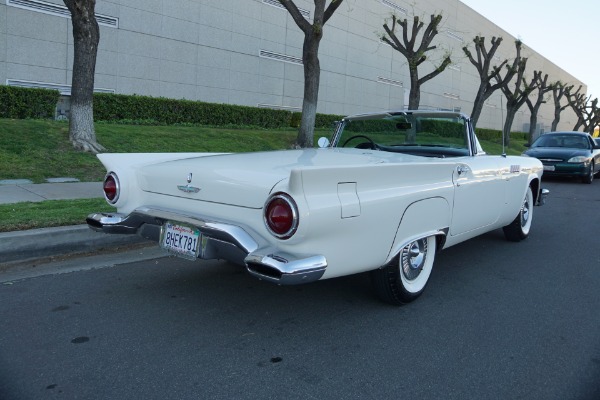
[524,147,590,160]
[137,148,422,208]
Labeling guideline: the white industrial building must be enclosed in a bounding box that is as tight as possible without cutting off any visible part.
[0,0,584,132]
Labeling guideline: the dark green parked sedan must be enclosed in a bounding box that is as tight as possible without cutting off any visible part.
[523,131,600,184]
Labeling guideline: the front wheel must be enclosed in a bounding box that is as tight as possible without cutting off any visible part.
[371,236,437,305]
[502,186,533,242]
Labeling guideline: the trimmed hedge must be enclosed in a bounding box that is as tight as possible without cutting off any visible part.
[93,93,343,129]
[421,119,464,138]
[0,86,528,139]
[476,127,527,141]
[0,86,59,119]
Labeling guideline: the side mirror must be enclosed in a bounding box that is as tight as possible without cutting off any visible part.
[523,143,530,148]
[318,137,330,148]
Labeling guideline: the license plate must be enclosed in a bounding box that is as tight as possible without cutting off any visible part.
[543,165,555,171]
[160,221,200,260]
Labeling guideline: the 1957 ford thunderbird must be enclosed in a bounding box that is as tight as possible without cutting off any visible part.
[87,110,547,305]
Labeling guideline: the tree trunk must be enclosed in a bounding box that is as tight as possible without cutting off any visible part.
[296,32,321,148]
[278,0,344,148]
[408,69,420,110]
[64,0,105,153]
[503,106,518,147]
[528,112,538,145]
[551,109,560,131]
[470,85,488,128]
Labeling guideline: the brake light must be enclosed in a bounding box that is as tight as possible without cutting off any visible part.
[103,172,120,204]
[264,193,298,239]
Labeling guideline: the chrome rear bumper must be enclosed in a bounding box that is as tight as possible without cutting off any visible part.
[87,207,326,285]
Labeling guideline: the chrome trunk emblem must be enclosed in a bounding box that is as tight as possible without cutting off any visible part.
[178,172,200,193]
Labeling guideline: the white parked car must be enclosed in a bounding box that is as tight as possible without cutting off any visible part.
[87,111,547,304]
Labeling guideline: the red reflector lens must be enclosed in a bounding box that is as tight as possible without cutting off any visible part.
[265,194,298,239]
[267,199,292,234]
[103,174,118,203]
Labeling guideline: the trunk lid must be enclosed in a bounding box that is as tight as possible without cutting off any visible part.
[136,149,415,208]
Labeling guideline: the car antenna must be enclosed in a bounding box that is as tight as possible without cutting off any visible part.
[500,95,506,158]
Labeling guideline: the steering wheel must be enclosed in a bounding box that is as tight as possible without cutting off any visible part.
[342,135,377,149]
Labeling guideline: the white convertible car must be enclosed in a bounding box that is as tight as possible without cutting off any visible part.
[87,111,547,304]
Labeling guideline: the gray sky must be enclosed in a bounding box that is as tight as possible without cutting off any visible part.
[459,0,600,98]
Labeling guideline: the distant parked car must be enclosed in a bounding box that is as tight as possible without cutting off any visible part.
[87,110,546,305]
[523,131,600,184]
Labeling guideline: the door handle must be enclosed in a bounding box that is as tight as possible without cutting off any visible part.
[457,165,470,175]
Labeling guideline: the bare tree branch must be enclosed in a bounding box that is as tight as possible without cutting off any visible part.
[382,14,451,109]
[525,71,551,143]
[462,37,519,128]
[495,46,537,145]
[550,81,573,131]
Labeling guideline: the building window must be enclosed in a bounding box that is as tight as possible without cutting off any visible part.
[262,0,310,18]
[259,50,303,65]
[381,0,407,15]
[443,92,460,100]
[445,30,464,43]
[6,79,115,96]
[7,0,118,27]
[377,76,403,87]
[257,103,301,112]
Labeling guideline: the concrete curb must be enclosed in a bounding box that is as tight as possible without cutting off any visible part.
[0,225,147,265]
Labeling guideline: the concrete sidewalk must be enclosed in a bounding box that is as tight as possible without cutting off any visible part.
[0,180,103,204]
[0,180,149,267]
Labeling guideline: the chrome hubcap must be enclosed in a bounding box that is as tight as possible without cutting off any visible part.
[521,197,530,227]
[401,239,428,281]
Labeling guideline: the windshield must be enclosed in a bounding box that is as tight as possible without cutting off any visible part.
[334,112,470,157]
[532,134,590,149]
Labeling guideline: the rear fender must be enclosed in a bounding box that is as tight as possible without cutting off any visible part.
[386,197,451,264]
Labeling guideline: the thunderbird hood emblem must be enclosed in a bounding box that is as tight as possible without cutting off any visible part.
[177,172,200,193]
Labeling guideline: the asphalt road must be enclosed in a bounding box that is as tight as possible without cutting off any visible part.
[1,179,599,400]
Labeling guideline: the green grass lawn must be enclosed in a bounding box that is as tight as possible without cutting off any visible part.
[0,119,304,183]
[0,118,527,232]
[0,198,114,232]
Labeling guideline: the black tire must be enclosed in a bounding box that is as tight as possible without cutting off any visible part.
[582,163,594,184]
[371,236,436,305]
[503,186,533,242]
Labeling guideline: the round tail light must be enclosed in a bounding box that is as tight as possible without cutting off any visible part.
[103,172,120,204]
[264,193,298,239]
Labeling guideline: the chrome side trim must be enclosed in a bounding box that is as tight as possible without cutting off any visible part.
[385,229,448,266]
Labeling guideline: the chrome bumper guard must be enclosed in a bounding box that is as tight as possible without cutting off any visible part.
[86,207,327,285]
[538,188,550,206]
[245,250,327,285]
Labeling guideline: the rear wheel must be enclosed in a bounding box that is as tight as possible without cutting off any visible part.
[503,186,533,242]
[371,236,436,305]
[582,162,594,184]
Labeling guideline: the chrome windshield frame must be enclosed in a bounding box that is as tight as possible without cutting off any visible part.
[330,110,475,156]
